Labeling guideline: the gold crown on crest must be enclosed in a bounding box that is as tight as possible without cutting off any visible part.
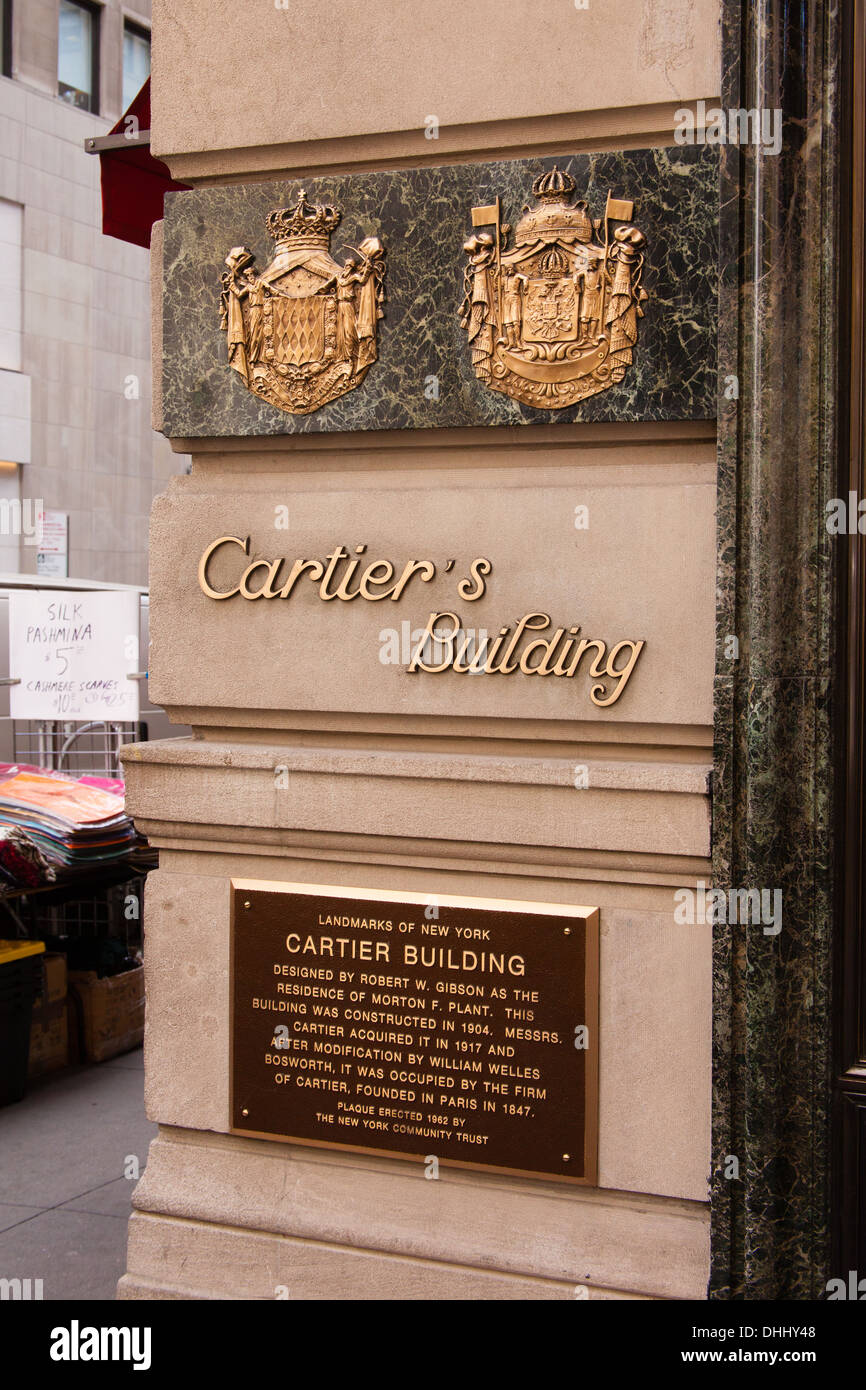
[265,188,342,244]
[531,165,576,202]
[519,165,593,244]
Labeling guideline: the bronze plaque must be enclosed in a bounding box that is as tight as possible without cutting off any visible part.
[230,880,599,1183]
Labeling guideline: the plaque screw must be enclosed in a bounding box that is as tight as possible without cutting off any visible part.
[564,927,572,936]
[242,1108,249,1117]
[563,1153,571,1161]
[243,901,251,910]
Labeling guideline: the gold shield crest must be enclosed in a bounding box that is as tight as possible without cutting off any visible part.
[460,167,648,409]
[219,189,386,415]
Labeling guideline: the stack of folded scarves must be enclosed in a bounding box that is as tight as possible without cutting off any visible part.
[0,765,140,885]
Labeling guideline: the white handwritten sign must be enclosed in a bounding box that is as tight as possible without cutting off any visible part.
[9,591,141,721]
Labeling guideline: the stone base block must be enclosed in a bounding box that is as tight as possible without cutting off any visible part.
[118,1128,709,1300]
[118,1213,651,1301]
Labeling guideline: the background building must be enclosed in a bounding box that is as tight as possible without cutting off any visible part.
[0,0,181,583]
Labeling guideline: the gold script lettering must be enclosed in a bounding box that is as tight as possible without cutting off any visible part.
[194,537,646,706]
[198,535,249,599]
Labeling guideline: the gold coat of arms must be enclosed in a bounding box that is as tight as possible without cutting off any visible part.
[460,167,647,409]
[219,189,386,415]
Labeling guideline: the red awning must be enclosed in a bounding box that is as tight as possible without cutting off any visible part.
[89,78,190,249]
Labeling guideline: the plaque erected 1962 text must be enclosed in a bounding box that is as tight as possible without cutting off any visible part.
[230,881,598,1183]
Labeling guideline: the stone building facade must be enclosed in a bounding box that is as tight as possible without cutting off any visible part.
[119,0,862,1301]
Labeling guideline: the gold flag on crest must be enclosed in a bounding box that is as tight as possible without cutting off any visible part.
[605,195,634,223]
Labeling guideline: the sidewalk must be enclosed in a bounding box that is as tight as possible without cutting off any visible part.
[0,1048,156,1300]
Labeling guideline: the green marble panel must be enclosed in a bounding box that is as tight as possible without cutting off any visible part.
[161,146,718,438]
[711,0,840,1302]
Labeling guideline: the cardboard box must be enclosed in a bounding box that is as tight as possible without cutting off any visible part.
[27,953,69,1078]
[41,952,67,1005]
[28,1000,69,1077]
[68,965,144,1063]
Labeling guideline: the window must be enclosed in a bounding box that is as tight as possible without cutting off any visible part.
[58,0,99,113]
[0,199,22,372]
[122,21,150,111]
[1,1,12,79]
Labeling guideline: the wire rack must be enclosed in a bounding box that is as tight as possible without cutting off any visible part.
[11,720,142,779]
[18,875,147,945]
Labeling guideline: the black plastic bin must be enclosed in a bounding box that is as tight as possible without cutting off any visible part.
[0,941,44,1105]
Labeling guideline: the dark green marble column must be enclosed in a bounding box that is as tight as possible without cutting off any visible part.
[712,0,842,1298]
